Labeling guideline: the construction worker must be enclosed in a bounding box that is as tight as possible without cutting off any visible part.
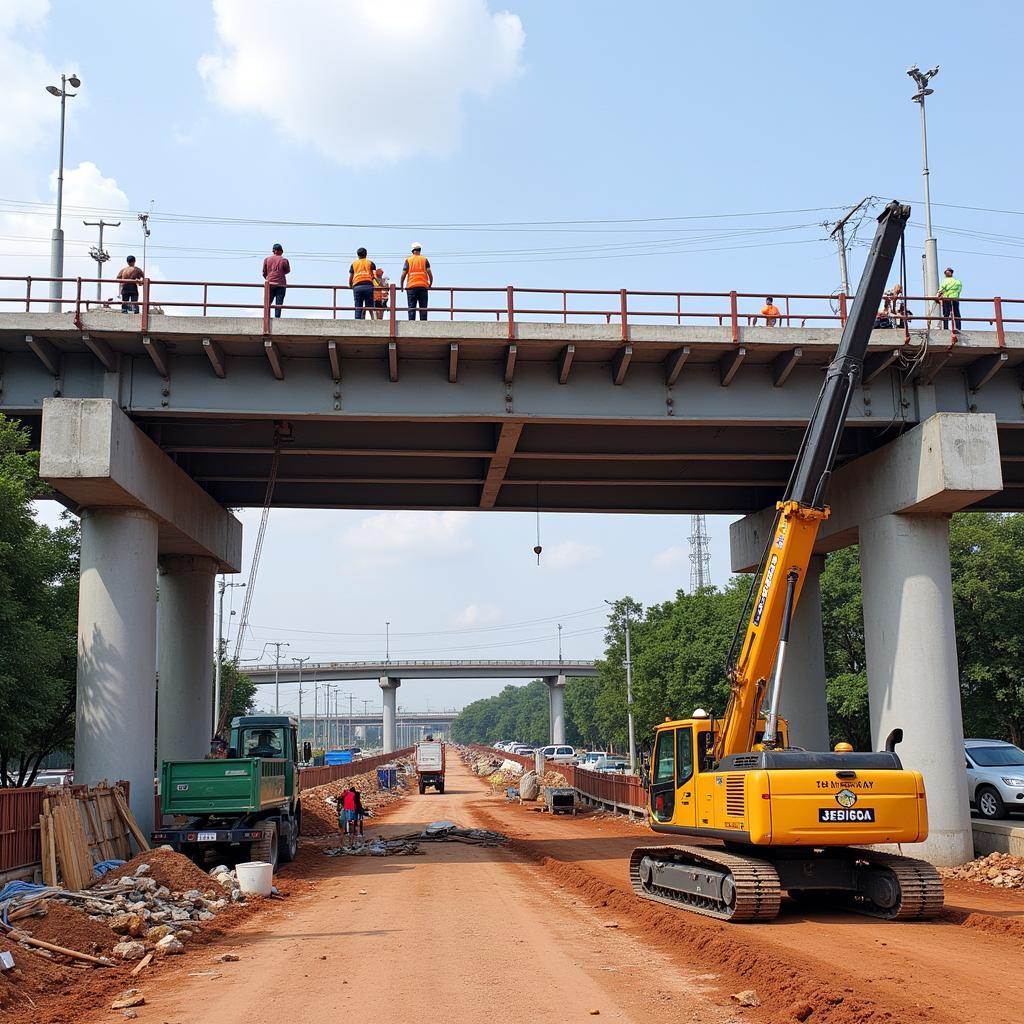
[373,266,390,320]
[937,266,963,332]
[262,242,290,318]
[759,297,781,327]
[348,247,377,319]
[116,255,143,314]
[400,243,433,321]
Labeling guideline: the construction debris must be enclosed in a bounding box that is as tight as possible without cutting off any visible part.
[110,989,145,1010]
[300,760,413,837]
[940,851,1024,889]
[324,821,507,858]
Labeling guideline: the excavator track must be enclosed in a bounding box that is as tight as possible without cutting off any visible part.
[629,844,782,922]
[832,849,945,921]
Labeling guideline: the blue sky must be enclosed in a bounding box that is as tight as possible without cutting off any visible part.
[14,1,1022,715]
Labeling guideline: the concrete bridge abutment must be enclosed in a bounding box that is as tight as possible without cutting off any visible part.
[731,412,1002,865]
[40,399,242,837]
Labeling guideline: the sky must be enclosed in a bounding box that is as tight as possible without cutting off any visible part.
[13,0,1024,717]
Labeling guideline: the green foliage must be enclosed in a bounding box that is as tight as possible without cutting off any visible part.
[451,679,564,747]
[214,659,257,736]
[0,415,79,786]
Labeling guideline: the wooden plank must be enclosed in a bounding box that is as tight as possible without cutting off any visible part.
[131,952,154,976]
[113,788,151,851]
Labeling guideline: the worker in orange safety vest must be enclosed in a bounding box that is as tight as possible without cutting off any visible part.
[400,243,433,321]
[348,247,377,319]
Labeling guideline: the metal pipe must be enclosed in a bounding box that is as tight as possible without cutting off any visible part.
[763,569,800,747]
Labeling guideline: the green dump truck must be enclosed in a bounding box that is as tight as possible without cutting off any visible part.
[151,715,302,871]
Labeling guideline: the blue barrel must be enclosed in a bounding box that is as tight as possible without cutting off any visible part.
[377,766,398,789]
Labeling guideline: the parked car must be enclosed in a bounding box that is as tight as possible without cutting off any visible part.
[591,756,630,773]
[512,746,535,756]
[539,745,578,763]
[576,751,609,770]
[965,738,1024,819]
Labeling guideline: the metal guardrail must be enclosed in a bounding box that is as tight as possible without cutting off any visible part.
[471,745,647,817]
[248,660,598,672]
[3,274,1020,346]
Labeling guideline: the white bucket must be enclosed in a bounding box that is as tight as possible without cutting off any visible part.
[235,861,274,896]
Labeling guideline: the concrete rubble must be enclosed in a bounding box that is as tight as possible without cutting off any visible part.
[324,821,507,858]
[939,851,1024,889]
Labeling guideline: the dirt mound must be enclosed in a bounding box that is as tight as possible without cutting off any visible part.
[101,847,214,894]
[300,763,411,837]
[0,936,76,1015]
[22,901,116,955]
[939,851,1024,889]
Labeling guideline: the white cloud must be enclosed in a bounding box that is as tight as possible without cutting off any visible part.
[653,545,689,570]
[450,602,503,628]
[199,0,524,167]
[543,540,602,571]
[340,510,475,568]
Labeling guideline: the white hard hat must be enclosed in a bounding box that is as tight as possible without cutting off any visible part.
[411,242,422,251]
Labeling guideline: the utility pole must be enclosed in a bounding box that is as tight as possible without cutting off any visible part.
[624,612,636,774]
[270,642,290,714]
[292,657,310,754]
[385,620,391,663]
[557,622,563,663]
[907,65,941,310]
[347,693,355,747]
[138,205,153,273]
[45,73,81,312]
[83,218,120,302]
[214,577,244,734]
[824,196,871,297]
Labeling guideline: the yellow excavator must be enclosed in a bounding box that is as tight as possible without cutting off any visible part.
[630,201,944,922]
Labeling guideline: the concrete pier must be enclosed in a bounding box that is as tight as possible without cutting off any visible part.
[157,556,218,763]
[546,675,567,745]
[379,677,400,753]
[859,513,974,864]
[76,508,159,837]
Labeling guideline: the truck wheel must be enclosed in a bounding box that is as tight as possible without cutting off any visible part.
[279,816,299,863]
[418,778,426,795]
[437,779,445,794]
[251,819,279,871]
[976,785,1006,820]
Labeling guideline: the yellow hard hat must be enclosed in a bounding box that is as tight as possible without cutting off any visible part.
[834,742,854,753]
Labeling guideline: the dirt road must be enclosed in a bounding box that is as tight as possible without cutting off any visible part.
[76,757,737,1024]
[73,754,1023,1024]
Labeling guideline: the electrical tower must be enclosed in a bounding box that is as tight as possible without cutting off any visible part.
[688,515,712,592]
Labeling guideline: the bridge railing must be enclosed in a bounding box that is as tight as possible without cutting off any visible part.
[246,659,597,674]
[3,275,1021,346]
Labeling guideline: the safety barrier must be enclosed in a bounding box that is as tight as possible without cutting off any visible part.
[0,781,130,879]
[3,274,1021,345]
[470,745,647,818]
[297,747,414,791]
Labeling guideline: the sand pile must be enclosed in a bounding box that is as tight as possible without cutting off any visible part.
[101,848,214,893]
[21,902,115,955]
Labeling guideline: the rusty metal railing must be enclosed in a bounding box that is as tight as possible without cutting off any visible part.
[297,747,414,791]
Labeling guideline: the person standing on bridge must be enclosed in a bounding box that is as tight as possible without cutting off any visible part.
[400,243,433,321]
[373,266,390,320]
[759,297,781,327]
[937,266,963,332]
[262,243,291,318]
[116,255,143,314]
[349,247,377,319]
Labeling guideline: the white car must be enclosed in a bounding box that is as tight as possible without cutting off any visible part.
[590,756,630,773]
[576,751,609,770]
[539,745,578,763]
[512,745,535,756]
[965,738,1024,819]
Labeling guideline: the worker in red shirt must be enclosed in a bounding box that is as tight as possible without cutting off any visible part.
[262,243,290,318]
[400,243,433,321]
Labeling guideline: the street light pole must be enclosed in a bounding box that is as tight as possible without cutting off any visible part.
[214,577,245,735]
[605,599,637,773]
[908,64,941,308]
[270,642,290,714]
[292,657,310,755]
[385,620,391,662]
[46,74,81,312]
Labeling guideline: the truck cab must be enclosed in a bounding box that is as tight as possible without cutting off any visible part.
[152,714,302,871]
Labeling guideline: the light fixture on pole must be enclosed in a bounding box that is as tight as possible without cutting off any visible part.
[385,620,391,663]
[213,577,245,734]
[270,641,290,714]
[138,202,153,273]
[292,657,310,755]
[605,599,637,773]
[907,64,940,305]
[83,218,120,302]
[557,622,563,664]
[45,74,81,312]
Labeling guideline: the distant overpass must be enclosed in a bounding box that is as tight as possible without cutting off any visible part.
[246,659,599,685]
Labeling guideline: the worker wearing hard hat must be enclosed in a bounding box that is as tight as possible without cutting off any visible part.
[400,243,433,321]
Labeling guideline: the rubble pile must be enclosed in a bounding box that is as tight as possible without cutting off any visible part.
[300,761,412,837]
[461,747,566,802]
[8,849,254,970]
[0,934,75,1012]
[940,851,1024,889]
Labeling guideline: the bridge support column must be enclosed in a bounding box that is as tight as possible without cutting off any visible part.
[379,677,400,753]
[158,556,218,765]
[859,513,973,865]
[76,508,159,838]
[779,555,830,751]
[40,398,242,840]
[545,675,567,745]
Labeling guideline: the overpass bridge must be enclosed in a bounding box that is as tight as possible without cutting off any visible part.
[7,276,1019,861]
[248,659,599,753]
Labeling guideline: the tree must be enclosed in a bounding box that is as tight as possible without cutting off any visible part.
[0,415,80,786]
[214,659,257,737]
